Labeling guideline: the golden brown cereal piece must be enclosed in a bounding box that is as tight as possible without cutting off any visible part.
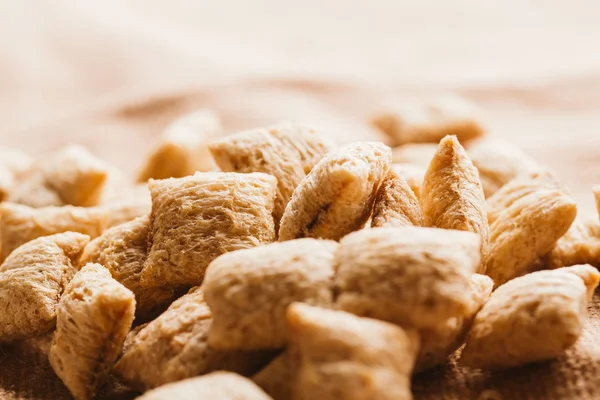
[371,95,485,146]
[17,331,54,357]
[279,142,391,241]
[205,239,338,350]
[461,265,600,370]
[141,172,277,289]
[371,168,423,228]
[486,169,559,225]
[80,215,173,319]
[421,135,489,266]
[0,164,14,202]
[415,274,493,372]
[467,138,540,197]
[392,163,426,199]
[49,263,135,400]
[209,121,333,225]
[594,185,600,217]
[137,110,222,182]
[114,287,274,391]
[391,143,439,168]
[252,350,296,400]
[135,372,273,400]
[0,232,90,342]
[334,227,481,328]
[288,303,418,400]
[485,187,577,287]
[0,203,108,261]
[10,145,108,208]
[544,217,600,269]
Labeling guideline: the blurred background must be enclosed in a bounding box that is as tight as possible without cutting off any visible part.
[1,1,600,210]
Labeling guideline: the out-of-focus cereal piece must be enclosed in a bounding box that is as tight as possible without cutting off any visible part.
[0,164,14,202]
[371,168,423,228]
[49,263,135,400]
[485,187,577,287]
[0,203,108,261]
[101,184,151,228]
[391,163,426,199]
[544,216,600,269]
[113,287,274,391]
[0,232,90,342]
[278,142,391,241]
[467,138,541,198]
[391,143,438,168]
[461,265,600,369]
[205,239,338,350]
[17,331,54,357]
[137,110,222,183]
[486,169,559,225]
[135,372,273,400]
[140,172,277,289]
[415,273,493,372]
[421,136,489,267]
[80,215,173,320]
[0,147,34,177]
[252,350,296,400]
[10,145,109,208]
[334,227,481,328]
[594,185,600,217]
[288,303,418,400]
[209,121,333,225]
[371,94,485,146]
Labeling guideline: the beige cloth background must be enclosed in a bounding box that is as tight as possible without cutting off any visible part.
[1,1,600,399]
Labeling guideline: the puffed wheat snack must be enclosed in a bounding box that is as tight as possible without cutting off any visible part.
[421,135,489,268]
[544,216,600,271]
[10,145,108,208]
[49,263,135,400]
[80,215,173,319]
[594,185,600,217]
[135,372,273,400]
[461,265,600,370]
[205,238,337,350]
[0,232,90,342]
[288,303,418,400]
[371,168,423,228]
[100,184,152,228]
[334,227,481,328]
[137,110,222,182]
[415,273,493,372]
[252,350,296,400]
[278,142,391,241]
[468,138,541,198]
[0,203,108,261]
[486,169,559,225]
[209,121,333,225]
[485,186,577,287]
[140,171,277,289]
[114,287,273,391]
[371,94,485,146]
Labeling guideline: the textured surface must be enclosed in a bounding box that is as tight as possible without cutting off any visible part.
[334,227,481,328]
[113,287,274,391]
[204,238,337,350]
[461,266,600,370]
[209,121,332,226]
[371,168,423,228]
[0,203,108,261]
[49,263,135,400]
[288,303,418,400]
[278,142,391,241]
[421,135,489,271]
[545,217,600,269]
[136,372,273,400]
[141,171,277,288]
